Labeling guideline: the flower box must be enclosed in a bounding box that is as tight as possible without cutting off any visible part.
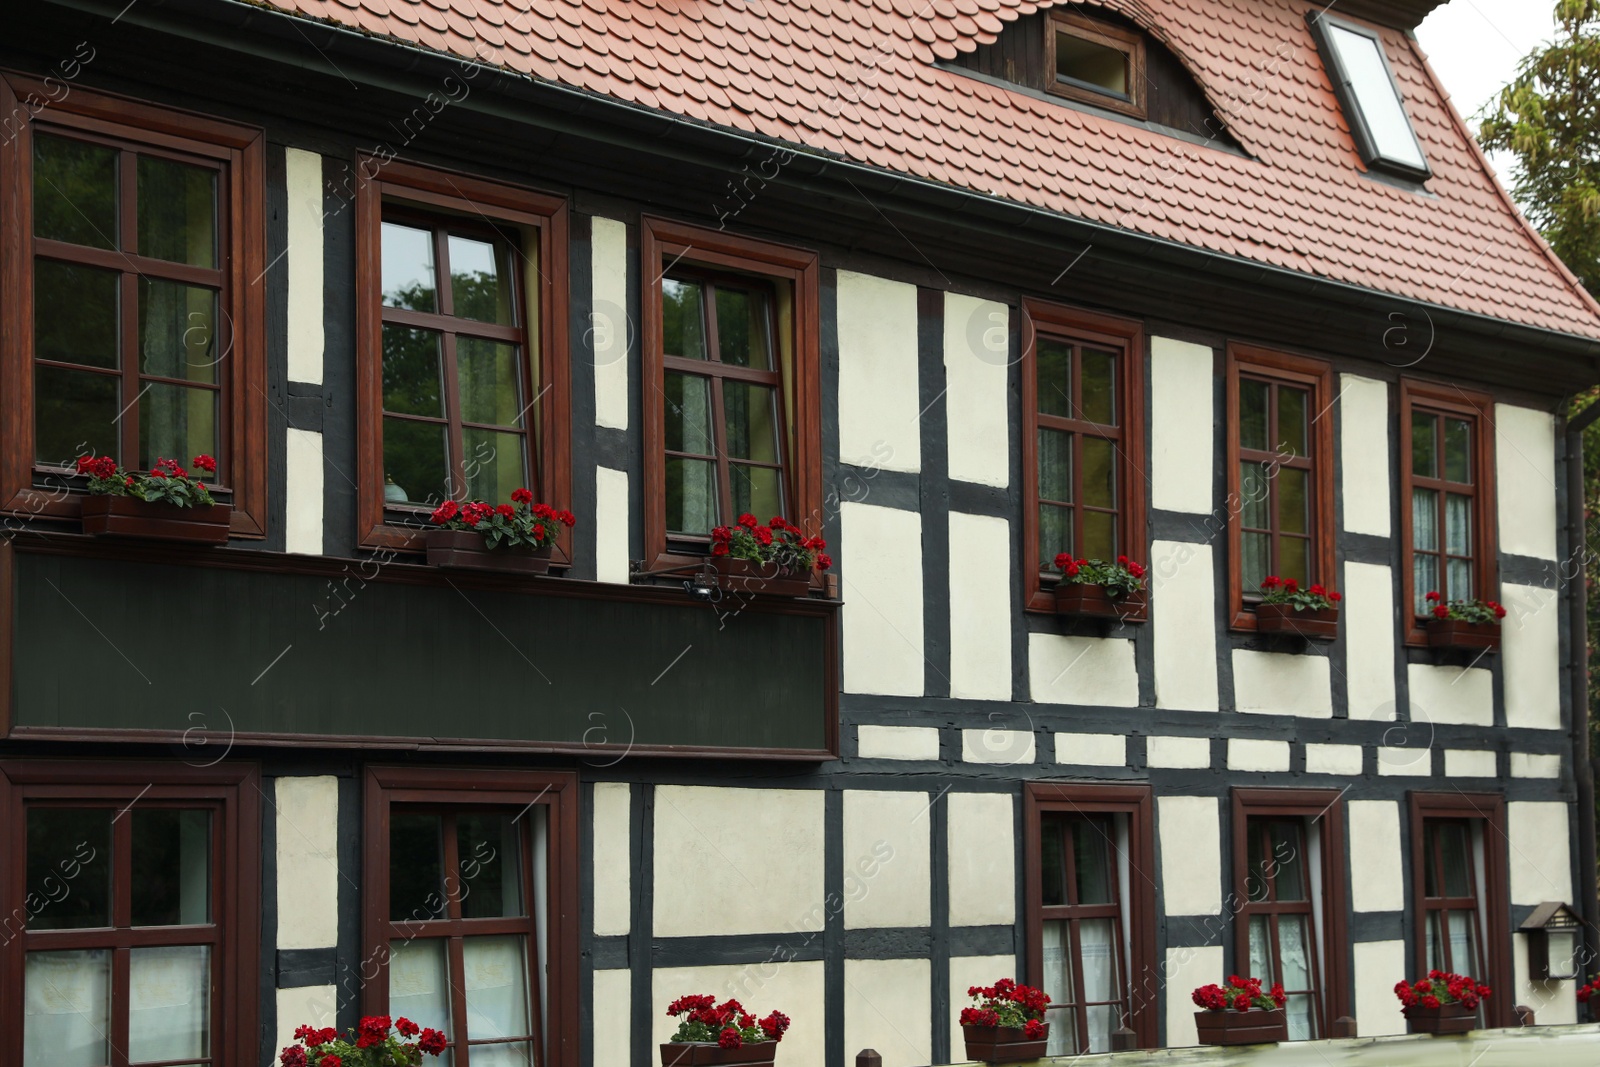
[961,1023,1049,1064]
[708,555,812,598]
[80,495,232,544]
[423,529,553,574]
[1255,603,1338,640]
[1403,1002,1476,1034]
[1054,582,1146,620]
[1193,1009,1288,1046]
[659,1042,777,1066]
[1425,619,1501,652]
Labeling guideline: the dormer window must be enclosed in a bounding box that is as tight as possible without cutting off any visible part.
[1048,12,1146,119]
[1309,14,1430,180]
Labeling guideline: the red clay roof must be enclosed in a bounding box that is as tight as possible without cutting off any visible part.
[264,0,1600,340]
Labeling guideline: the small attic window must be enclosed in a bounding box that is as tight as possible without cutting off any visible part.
[1310,14,1430,180]
[1048,12,1146,119]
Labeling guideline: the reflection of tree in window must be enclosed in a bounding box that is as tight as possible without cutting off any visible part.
[1238,376,1314,591]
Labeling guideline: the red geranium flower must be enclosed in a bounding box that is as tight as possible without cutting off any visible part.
[738,513,758,528]
[397,1018,420,1038]
[281,1048,309,1067]
[511,488,533,505]
[192,454,217,473]
[418,1028,448,1056]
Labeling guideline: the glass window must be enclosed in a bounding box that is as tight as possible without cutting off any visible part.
[1241,818,1322,1040]
[1236,374,1318,592]
[1046,13,1146,118]
[1056,32,1129,97]
[1038,813,1128,1055]
[1421,819,1485,980]
[1034,337,1123,570]
[1316,18,1429,175]
[1408,402,1481,615]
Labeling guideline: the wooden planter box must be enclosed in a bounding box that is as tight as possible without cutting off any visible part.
[1403,1001,1476,1034]
[1194,1009,1288,1046]
[1426,619,1501,652]
[80,495,232,544]
[659,1041,777,1066]
[961,1023,1049,1063]
[707,555,811,598]
[1587,997,1600,1023]
[423,530,553,574]
[1054,582,1146,620]
[1255,603,1338,641]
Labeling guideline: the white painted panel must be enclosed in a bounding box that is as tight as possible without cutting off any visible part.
[1348,801,1404,912]
[1444,749,1496,778]
[1150,540,1220,711]
[949,511,1011,700]
[591,216,630,430]
[275,776,339,949]
[1503,584,1561,730]
[657,961,825,1067]
[837,271,920,472]
[961,729,1036,766]
[1339,375,1390,537]
[1228,739,1290,772]
[943,293,1009,488]
[843,790,930,929]
[275,985,337,1057]
[285,147,324,385]
[592,782,630,936]
[950,954,1017,1058]
[841,503,924,696]
[1508,801,1573,906]
[1344,562,1396,720]
[1407,663,1492,726]
[845,958,931,1067]
[594,466,630,584]
[1164,945,1224,1047]
[1233,650,1333,718]
[1029,633,1138,707]
[653,787,823,937]
[1158,796,1221,916]
[1511,752,1561,779]
[1376,753,1433,777]
[1352,940,1408,1036]
[947,793,1014,927]
[1495,403,1558,560]
[1150,336,1214,515]
[1513,936,1577,1025]
[1055,732,1126,767]
[592,969,631,1065]
[285,428,324,556]
[1305,744,1363,776]
[857,725,940,761]
[1147,736,1210,769]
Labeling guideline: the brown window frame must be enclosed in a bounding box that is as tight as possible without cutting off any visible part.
[0,73,268,537]
[1021,300,1146,615]
[1407,792,1511,1028]
[1046,12,1148,119]
[1224,344,1335,631]
[0,759,260,1067]
[355,157,571,559]
[1231,788,1350,1040]
[362,765,580,1067]
[640,217,821,572]
[1023,783,1157,1051]
[1398,380,1497,646]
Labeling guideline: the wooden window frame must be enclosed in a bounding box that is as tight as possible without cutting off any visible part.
[0,73,268,536]
[1046,12,1148,119]
[1224,344,1335,631]
[1231,788,1350,1038]
[355,157,571,559]
[640,217,821,572]
[1023,783,1157,1050]
[1407,792,1511,1028]
[1022,300,1146,614]
[0,759,260,1067]
[1398,380,1497,646]
[362,765,580,1067]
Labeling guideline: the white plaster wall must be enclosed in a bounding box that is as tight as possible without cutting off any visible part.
[843,790,930,929]
[1305,744,1363,776]
[1150,337,1214,515]
[275,776,339,949]
[1511,752,1561,779]
[1228,739,1290,772]
[1503,583,1562,730]
[1339,375,1390,537]
[947,793,1015,927]
[591,216,630,431]
[836,271,920,472]
[285,428,324,556]
[1158,797,1221,916]
[1055,732,1126,767]
[593,969,631,1065]
[285,147,324,385]
[656,961,824,1067]
[845,958,931,1067]
[1407,663,1493,726]
[592,782,630,936]
[1376,751,1433,777]
[1147,736,1210,769]
[943,293,1009,488]
[1348,801,1404,913]
[950,954,1017,1058]
[961,729,1036,766]
[1352,940,1408,1036]
[594,466,630,584]
[1232,650,1333,718]
[1512,936,1578,1025]
[1444,749,1496,778]
[654,787,824,937]
[1508,801,1574,906]
[1164,945,1224,1048]
[857,725,940,761]
[1495,403,1558,560]
[841,503,924,696]
[1029,633,1138,707]
[1343,562,1396,720]
[276,985,337,1056]
[1150,540,1220,711]
[948,511,1011,700]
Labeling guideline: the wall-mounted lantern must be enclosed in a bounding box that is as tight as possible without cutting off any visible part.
[1519,901,1584,981]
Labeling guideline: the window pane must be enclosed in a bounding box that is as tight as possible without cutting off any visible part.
[1412,487,1439,551]
[448,234,516,325]
[1240,462,1269,530]
[382,222,438,312]
[463,429,527,505]
[662,278,706,360]
[1038,429,1072,502]
[1056,31,1128,95]
[1079,916,1119,1002]
[1040,817,1067,907]
[34,134,117,249]
[1444,418,1471,483]
[1242,531,1270,592]
[383,325,444,418]
[1082,511,1115,563]
[36,259,119,368]
[1278,914,1312,993]
[1271,822,1306,901]
[1080,349,1115,424]
[457,338,523,427]
[1036,339,1072,419]
[129,944,210,1064]
[1278,467,1309,535]
[714,287,771,370]
[1248,915,1272,980]
[1426,910,1446,972]
[1414,552,1439,615]
[137,156,217,268]
[383,418,450,507]
[1447,558,1472,603]
[35,365,118,468]
[459,813,524,920]
[664,371,714,456]
[464,935,532,1040]
[472,1042,535,1067]
[1435,823,1471,898]
[132,809,211,927]
[25,949,110,1067]
[1412,412,1438,478]
[724,381,780,464]
[1239,378,1269,451]
[1280,536,1310,587]
[1277,386,1308,457]
[1086,1005,1119,1055]
[1445,493,1471,556]
[1448,910,1478,977]
[730,464,783,522]
[665,457,717,535]
[140,279,219,385]
[1081,436,1114,510]
[1285,993,1315,1042]
[1073,819,1112,905]
[389,938,453,1055]
[1327,25,1427,170]
[1041,920,1074,1028]
[139,383,217,472]
[27,808,111,930]
[1039,504,1071,566]
[390,813,446,923]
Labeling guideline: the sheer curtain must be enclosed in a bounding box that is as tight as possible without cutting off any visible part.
[24,949,110,1067]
